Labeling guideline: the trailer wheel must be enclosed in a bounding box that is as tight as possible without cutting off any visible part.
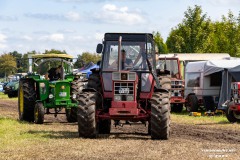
[98,119,111,134]
[18,79,36,122]
[66,108,77,123]
[34,102,44,124]
[186,95,199,112]
[77,92,97,138]
[226,101,240,123]
[171,104,183,113]
[150,92,170,140]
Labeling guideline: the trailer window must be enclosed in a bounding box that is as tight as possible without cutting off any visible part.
[186,73,200,87]
[210,72,222,86]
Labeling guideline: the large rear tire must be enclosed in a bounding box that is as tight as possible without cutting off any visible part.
[186,95,199,112]
[77,92,97,138]
[226,101,240,123]
[158,76,171,90]
[150,92,170,140]
[87,73,102,108]
[34,102,44,124]
[18,79,36,122]
[71,78,86,95]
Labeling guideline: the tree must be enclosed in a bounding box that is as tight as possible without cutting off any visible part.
[166,5,212,53]
[153,31,168,53]
[74,52,101,68]
[0,53,17,80]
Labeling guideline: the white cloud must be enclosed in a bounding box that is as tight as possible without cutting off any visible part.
[103,4,117,11]
[22,35,33,41]
[40,33,64,42]
[94,4,146,25]
[65,11,81,21]
[0,33,7,43]
[95,33,104,41]
[0,43,8,49]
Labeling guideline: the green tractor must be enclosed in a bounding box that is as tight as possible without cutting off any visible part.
[18,54,85,124]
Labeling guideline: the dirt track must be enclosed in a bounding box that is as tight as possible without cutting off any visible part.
[0,99,240,160]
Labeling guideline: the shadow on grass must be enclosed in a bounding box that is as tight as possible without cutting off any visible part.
[27,130,79,139]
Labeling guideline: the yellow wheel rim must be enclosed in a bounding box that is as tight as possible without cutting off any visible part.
[19,85,24,114]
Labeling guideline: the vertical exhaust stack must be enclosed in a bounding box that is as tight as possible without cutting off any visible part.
[118,36,122,71]
[28,54,33,73]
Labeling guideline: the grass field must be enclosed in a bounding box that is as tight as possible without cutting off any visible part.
[0,98,239,160]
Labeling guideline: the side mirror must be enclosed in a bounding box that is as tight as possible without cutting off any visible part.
[96,44,103,54]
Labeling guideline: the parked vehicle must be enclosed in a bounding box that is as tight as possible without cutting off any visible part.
[18,54,84,123]
[3,73,27,98]
[77,33,171,139]
[226,82,240,122]
[184,60,240,112]
[157,57,184,112]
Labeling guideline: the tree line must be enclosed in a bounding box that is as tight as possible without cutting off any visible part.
[154,5,240,56]
[1,5,240,78]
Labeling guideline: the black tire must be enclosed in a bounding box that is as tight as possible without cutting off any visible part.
[98,119,111,134]
[171,104,183,113]
[66,107,77,123]
[150,92,171,140]
[186,95,199,112]
[34,102,44,124]
[226,101,240,123]
[71,78,86,95]
[18,79,36,122]
[87,73,102,109]
[158,76,171,90]
[77,92,97,138]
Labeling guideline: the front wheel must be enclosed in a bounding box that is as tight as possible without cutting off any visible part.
[171,104,183,113]
[226,101,240,123]
[150,92,170,140]
[77,92,97,138]
[34,102,44,124]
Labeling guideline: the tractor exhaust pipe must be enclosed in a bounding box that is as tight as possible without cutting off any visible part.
[118,36,122,71]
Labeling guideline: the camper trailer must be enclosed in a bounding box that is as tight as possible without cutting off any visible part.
[184,60,240,112]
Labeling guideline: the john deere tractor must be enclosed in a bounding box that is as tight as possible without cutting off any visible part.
[77,33,171,140]
[18,54,85,124]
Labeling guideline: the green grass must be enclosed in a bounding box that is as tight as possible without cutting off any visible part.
[0,117,49,150]
[171,109,229,124]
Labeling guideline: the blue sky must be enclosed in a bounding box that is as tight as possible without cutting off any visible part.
[0,0,240,57]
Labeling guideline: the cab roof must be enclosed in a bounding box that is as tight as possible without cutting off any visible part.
[32,54,73,59]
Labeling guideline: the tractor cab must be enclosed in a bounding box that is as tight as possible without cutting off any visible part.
[77,33,171,140]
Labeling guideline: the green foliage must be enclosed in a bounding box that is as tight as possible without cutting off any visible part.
[153,31,168,54]
[167,5,212,53]
[166,5,240,56]
[0,54,17,78]
[74,52,101,68]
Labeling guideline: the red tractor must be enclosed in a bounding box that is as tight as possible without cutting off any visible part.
[77,33,171,139]
[157,57,184,112]
[226,82,240,123]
